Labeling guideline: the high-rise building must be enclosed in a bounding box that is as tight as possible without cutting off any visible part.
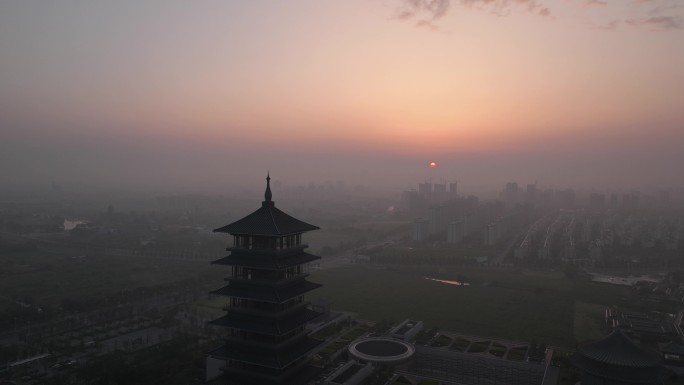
[484,223,498,246]
[449,182,458,197]
[429,205,444,235]
[447,218,467,244]
[433,183,447,203]
[207,174,324,385]
[413,219,429,241]
[503,182,519,206]
[589,193,606,210]
[525,184,536,203]
[610,193,619,209]
[418,182,432,200]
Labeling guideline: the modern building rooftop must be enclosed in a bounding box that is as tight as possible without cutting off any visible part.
[348,338,415,364]
[328,363,368,384]
[572,330,666,384]
[577,329,662,368]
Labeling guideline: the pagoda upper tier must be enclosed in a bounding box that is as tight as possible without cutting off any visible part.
[213,202,319,236]
[213,175,318,237]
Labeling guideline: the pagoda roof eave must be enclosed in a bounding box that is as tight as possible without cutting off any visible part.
[213,202,319,237]
[211,280,322,303]
[209,308,323,335]
[208,336,322,369]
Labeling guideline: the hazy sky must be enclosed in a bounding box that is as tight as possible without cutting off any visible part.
[1,1,683,194]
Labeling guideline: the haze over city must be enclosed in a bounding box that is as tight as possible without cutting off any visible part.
[4,2,684,385]
[2,0,683,194]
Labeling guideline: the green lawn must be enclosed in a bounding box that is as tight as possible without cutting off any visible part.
[573,301,607,342]
[310,266,626,347]
[0,251,221,307]
[2,252,624,349]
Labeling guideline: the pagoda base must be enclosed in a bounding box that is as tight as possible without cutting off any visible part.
[207,364,323,385]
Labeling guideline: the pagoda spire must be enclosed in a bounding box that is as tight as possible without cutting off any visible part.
[265,172,273,202]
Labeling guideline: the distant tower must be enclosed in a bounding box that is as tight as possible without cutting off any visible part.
[413,219,429,241]
[432,183,447,203]
[525,184,536,203]
[449,182,458,197]
[484,223,498,246]
[418,182,432,200]
[589,193,606,210]
[207,174,324,385]
[447,218,466,244]
[429,205,443,235]
[503,182,519,206]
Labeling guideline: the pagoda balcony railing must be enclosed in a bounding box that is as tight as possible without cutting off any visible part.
[226,244,309,255]
[224,331,309,351]
[226,273,309,287]
[223,300,310,317]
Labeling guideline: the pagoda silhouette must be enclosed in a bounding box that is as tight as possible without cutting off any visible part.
[207,174,324,385]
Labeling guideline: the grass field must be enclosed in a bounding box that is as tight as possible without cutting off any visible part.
[573,301,607,342]
[2,251,621,348]
[309,265,627,347]
[0,251,221,307]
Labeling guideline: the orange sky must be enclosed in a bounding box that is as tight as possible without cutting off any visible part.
[1,1,683,192]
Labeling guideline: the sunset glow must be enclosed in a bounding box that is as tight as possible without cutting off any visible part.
[1,1,683,191]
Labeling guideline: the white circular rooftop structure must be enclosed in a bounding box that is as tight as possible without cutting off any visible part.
[348,338,415,364]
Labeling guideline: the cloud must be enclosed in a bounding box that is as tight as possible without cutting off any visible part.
[395,0,451,22]
[393,0,553,29]
[459,0,551,17]
[415,19,442,30]
[390,0,683,31]
[629,0,684,30]
[580,1,681,31]
[392,0,451,32]
[627,15,683,30]
[591,19,621,30]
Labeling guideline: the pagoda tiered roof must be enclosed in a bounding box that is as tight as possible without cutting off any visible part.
[214,173,318,236]
[209,336,322,369]
[211,279,321,303]
[209,308,322,335]
[208,174,324,385]
[213,201,319,237]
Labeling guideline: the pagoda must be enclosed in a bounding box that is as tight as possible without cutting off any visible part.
[207,174,324,385]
